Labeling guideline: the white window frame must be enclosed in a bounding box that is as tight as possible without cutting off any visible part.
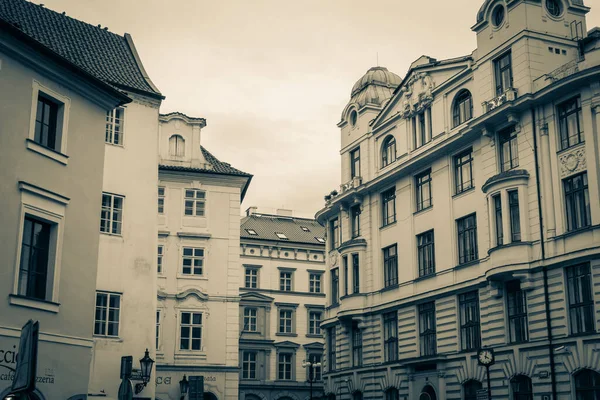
[184,189,206,217]
[308,310,322,335]
[242,351,258,379]
[156,309,162,352]
[245,267,259,288]
[105,107,125,146]
[157,245,164,274]
[27,80,71,165]
[100,192,124,235]
[277,352,294,381]
[178,311,204,352]
[181,247,205,277]
[169,134,185,157]
[309,273,322,293]
[278,309,295,334]
[158,186,165,214]
[280,271,293,291]
[243,307,258,332]
[94,291,122,338]
[11,182,68,313]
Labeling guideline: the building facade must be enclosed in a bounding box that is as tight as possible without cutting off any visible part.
[316,1,600,399]
[239,209,327,400]
[155,112,252,400]
[0,0,130,398]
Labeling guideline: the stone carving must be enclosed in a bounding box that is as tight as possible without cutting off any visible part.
[482,88,518,114]
[398,72,435,118]
[558,146,586,178]
[329,251,338,267]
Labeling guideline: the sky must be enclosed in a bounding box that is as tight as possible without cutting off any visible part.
[38,0,600,218]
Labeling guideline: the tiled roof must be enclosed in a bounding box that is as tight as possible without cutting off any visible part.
[159,147,251,177]
[0,0,162,98]
[241,214,325,245]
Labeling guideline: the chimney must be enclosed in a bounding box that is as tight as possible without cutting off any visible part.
[246,206,258,216]
[276,209,293,217]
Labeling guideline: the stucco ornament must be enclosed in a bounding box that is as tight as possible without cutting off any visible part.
[558,146,586,178]
[399,72,435,118]
[329,251,338,267]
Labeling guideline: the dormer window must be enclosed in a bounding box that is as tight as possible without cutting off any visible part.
[169,134,185,157]
[546,0,562,17]
[315,237,325,243]
[275,232,288,240]
[246,229,258,236]
[301,226,310,232]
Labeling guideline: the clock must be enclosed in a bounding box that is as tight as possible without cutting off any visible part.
[477,348,495,366]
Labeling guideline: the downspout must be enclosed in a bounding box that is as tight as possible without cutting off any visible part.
[531,107,557,399]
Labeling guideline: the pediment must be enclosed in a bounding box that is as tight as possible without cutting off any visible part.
[240,292,275,303]
[274,340,300,349]
[303,341,324,350]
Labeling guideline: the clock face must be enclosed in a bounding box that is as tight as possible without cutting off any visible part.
[478,349,494,365]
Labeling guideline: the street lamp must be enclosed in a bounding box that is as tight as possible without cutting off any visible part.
[133,349,155,394]
[179,375,189,400]
[302,359,322,400]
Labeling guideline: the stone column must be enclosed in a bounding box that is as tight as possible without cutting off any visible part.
[539,122,556,238]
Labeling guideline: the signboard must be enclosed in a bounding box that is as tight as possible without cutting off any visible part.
[476,389,489,400]
[11,320,39,393]
[189,376,204,400]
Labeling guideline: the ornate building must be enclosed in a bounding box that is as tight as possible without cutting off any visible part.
[155,112,252,400]
[316,0,600,399]
[239,208,326,400]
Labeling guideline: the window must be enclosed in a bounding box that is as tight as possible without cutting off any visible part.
[105,107,124,145]
[242,352,257,379]
[100,193,124,235]
[352,254,360,294]
[245,268,258,288]
[308,353,322,381]
[280,271,292,291]
[575,369,600,399]
[279,309,293,334]
[546,0,562,17]
[301,226,310,232]
[309,311,322,335]
[182,247,204,276]
[567,264,595,335]
[156,310,161,350]
[309,273,321,293]
[180,312,202,350]
[352,322,362,367]
[494,52,513,96]
[246,229,258,235]
[564,172,591,231]
[455,149,473,194]
[382,135,397,168]
[169,135,185,157]
[316,237,326,243]
[499,125,519,172]
[453,90,473,128]
[457,214,478,264]
[511,375,533,400]
[351,206,361,238]
[17,217,51,300]
[493,194,503,246]
[157,245,164,274]
[385,389,400,400]
[558,96,583,150]
[184,189,206,217]
[419,302,436,356]
[328,327,337,371]
[415,169,432,211]
[331,268,339,306]
[383,245,398,287]
[353,392,363,400]
[330,218,340,248]
[492,4,505,26]
[463,380,483,400]
[94,292,121,337]
[278,353,293,380]
[244,308,258,332]
[413,110,431,149]
[383,312,398,362]
[350,110,358,126]
[158,187,165,214]
[459,291,481,351]
[343,256,349,296]
[34,94,59,149]
[382,188,396,227]
[350,147,361,178]
[507,280,528,343]
[508,190,521,242]
[275,232,289,240]
[417,230,435,277]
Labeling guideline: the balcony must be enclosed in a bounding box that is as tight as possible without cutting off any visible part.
[481,88,518,114]
[324,176,362,206]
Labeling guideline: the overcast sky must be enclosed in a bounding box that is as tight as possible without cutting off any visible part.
[39,0,600,218]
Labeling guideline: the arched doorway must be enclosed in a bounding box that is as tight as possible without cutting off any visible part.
[204,392,218,400]
[511,375,533,400]
[419,385,437,400]
[463,380,483,400]
[574,369,600,399]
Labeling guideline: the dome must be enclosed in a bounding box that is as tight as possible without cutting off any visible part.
[346,67,402,112]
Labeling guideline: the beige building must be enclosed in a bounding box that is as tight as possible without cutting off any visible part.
[238,209,326,400]
[155,112,252,400]
[0,0,130,398]
[316,0,600,399]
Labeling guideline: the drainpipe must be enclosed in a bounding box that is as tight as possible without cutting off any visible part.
[531,107,557,399]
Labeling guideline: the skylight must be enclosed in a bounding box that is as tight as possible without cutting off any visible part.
[301,226,310,232]
[315,237,325,243]
[275,232,289,240]
[246,229,258,235]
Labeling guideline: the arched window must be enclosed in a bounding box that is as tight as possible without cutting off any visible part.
[350,110,358,127]
[385,388,400,400]
[419,385,437,400]
[381,135,396,168]
[463,380,483,400]
[511,375,533,400]
[352,392,363,400]
[453,90,473,128]
[169,134,185,157]
[575,369,600,399]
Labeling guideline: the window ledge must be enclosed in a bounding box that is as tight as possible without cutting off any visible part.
[414,272,436,282]
[242,331,262,335]
[276,333,298,337]
[414,205,433,216]
[100,231,123,238]
[380,221,397,230]
[569,331,597,338]
[26,139,68,165]
[105,142,124,148]
[555,224,599,240]
[381,283,399,293]
[455,259,480,270]
[306,334,324,339]
[488,241,531,255]
[9,294,59,313]
[177,275,208,280]
[556,141,585,155]
[93,335,123,342]
[452,186,475,199]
